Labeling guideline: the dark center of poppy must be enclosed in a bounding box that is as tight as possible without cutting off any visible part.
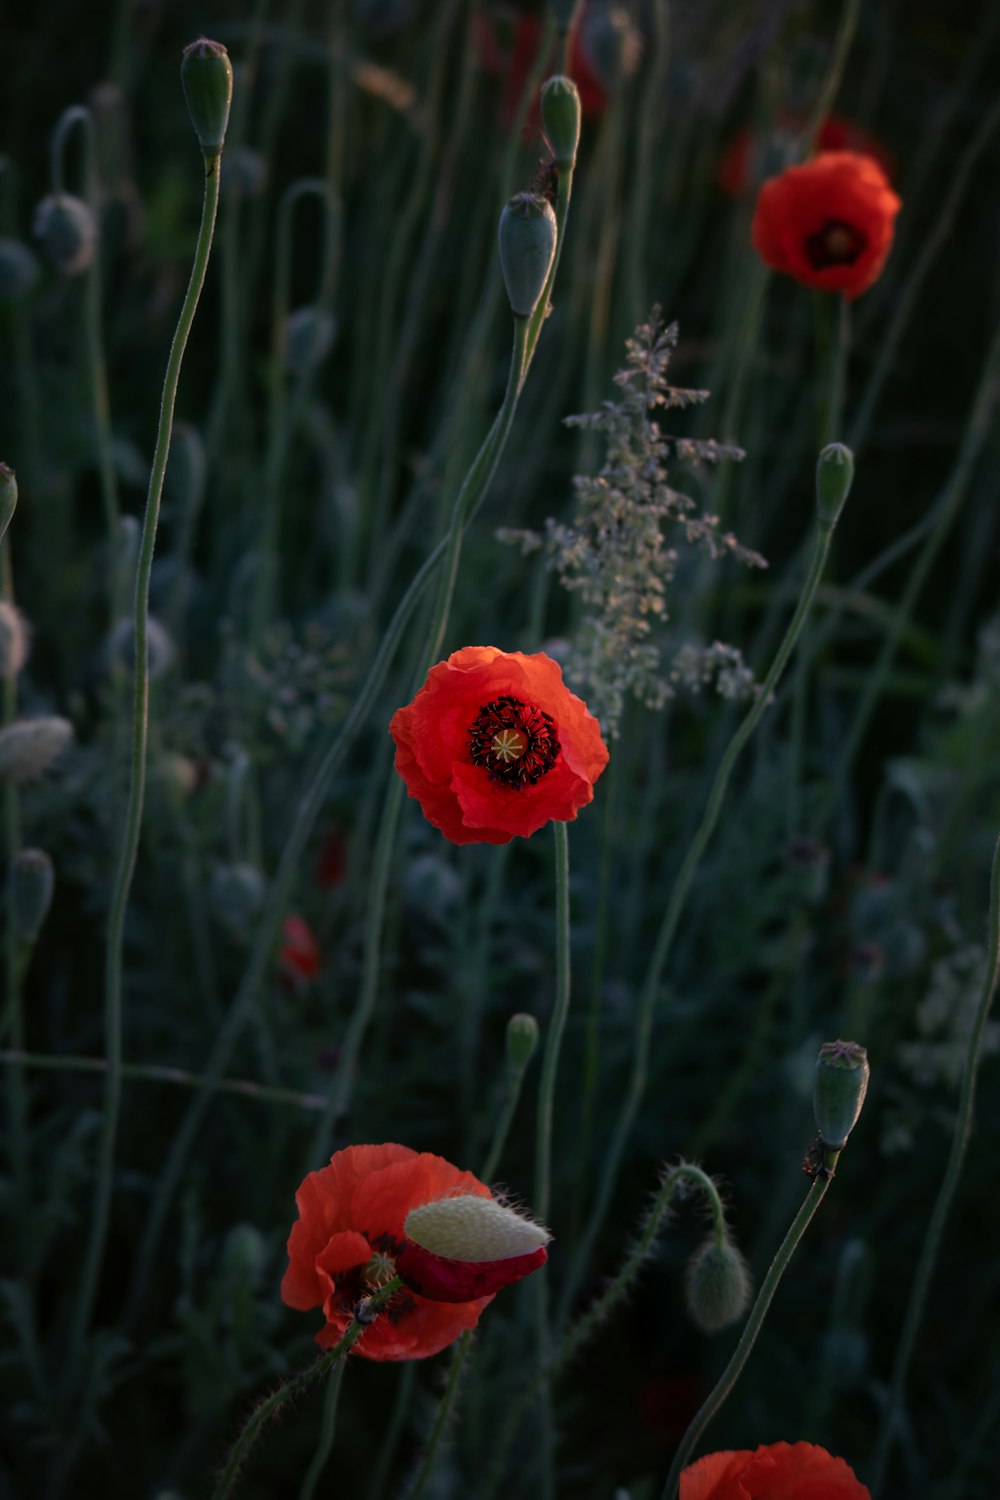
[804,219,867,270]
[468,695,560,789]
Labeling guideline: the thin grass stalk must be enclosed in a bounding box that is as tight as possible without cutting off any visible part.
[0,1049,333,1110]
[869,833,1000,1493]
[67,142,224,1372]
[801,0,861,152]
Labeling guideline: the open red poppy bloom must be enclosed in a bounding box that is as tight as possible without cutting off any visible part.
[279,914,321,983]
[390,646,609,845]
[682,1442,871,1499]
[475,9,607,127]
[282,1144,549,1360]
[717,115,894,198]
[751,151,901,299]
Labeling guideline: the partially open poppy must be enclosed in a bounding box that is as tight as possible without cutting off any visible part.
[282,1143,550,1360]
[751,151,901,299]
[390,646,609,845]
[681,1441,871,1499]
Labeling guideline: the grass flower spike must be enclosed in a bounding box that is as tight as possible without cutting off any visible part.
[282,1144,548,1359]
[681,1441,870,1498]
[752,151,901,299]
[390,646,609,845]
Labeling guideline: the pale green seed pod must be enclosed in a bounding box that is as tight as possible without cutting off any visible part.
[0,716,74,783]
[181,37,234,159]
[506,1012,540,1075]
[816,443,854,530]
[498,193,557,320]
[0,601,30,678]
[0,239,40,302]
[11,848,54,943]
[813,1040,870,1150]
[33,194,97,277]
[283,306,337,375]
[685,1235,753,1333]
[0,465,16,544]
[541,76,581,170]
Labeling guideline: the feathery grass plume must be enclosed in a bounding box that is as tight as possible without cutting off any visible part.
[0,600,29,677]
[499,310,766,736]
[0,715,74,782]
[32,194,97,276]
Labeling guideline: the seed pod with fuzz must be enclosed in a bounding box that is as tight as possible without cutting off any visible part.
[33,194,97,277]
[181,38,234,159]
[0,716,74,784]
[814,1040,870,1151]
[0,239,40,303]
[397,1194,551,1302]
[0,465,16,544]
[498,193,558,319]
[816,443,854,530]
[541,76,581,169]
[0,601,30,678]
[506,1012,539,1076]
[685,1235,753,1333]
[11,849,54,943]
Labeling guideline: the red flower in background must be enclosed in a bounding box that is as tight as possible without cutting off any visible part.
[282,1144,549,1360]
[390,646,609,845]
[682,1442,871,1500]
[279,914,321,983]
[475,9,608,126]
[718,114,894,198]
[751,151,901,299]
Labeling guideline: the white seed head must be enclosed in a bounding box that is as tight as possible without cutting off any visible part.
[404,1195,551,1262]
[0,716,74,783]
[0,601,30,677]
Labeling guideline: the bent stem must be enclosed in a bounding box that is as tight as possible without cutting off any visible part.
[560,511,841,1327]
[869,833,1000,1494]
[659,1176,834,1499]
[67,146,223,1380]
[213,1277,402,1500]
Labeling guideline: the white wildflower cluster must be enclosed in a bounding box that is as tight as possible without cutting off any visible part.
[499,310,765,737]
[671,641,757,701]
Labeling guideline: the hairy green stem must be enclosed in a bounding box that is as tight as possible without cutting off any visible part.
[870,834,1000,1493]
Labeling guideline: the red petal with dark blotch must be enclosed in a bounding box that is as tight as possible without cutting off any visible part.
[396,1241,548,1303]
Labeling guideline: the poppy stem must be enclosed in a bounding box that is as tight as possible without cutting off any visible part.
[869,833,1000,1495]
[66,136,224,1388]
[297,1356,346,1500]
[658,1177,834,1500]
[212,1278,402,1500]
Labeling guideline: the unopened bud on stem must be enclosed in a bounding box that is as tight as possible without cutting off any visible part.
[814,1039,869,1152]
[506,1012,539,1078]
[181,38,234,159]
[816,443,854,530]
[686,1235,753,1333]
[498,193,557,320]
[541,76,581,169]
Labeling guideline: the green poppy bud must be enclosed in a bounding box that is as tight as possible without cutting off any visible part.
[0,239,40,303]
[11,848,54,944]
[283,306,337,374]
[685,1236,753,1333]
[0,464,17,544]
[816,443,854,530]
[181,37,234,159]
[541,76,581,169]
[33,194,97,277]
[498,193,558,320]
[506,1012,539,1076]
[813,1040,870,1151]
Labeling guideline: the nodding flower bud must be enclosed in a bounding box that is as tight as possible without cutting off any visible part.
[181,37,234,159]
[0,601,30,678]
[0,464,17,544]
[0,239,40,303]
[283,306,337,375]
[685,1235,753,1334]
[0,716,74,784]
[33,195,97,277]
[498,193,557,320]
[506,1011,540,1076]
[816,443,854,530]
[813,1040,870,1151]
[11,849,54,944]
[541,76,581,169]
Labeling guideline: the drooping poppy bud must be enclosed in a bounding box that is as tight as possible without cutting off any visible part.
[816,443,855,530]
[685,1235,753,1334]
[813,1040,870,1151]
[398,1193,551,1303]
[541,75,581,169]
[181,37,234,159]
[498,193,558,319]
[11,849,55,943]
[507,1011,540,1077]
[33,195,97,277]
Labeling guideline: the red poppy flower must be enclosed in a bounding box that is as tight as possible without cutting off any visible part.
[681,1441,871,1500]
[282,1144,550,1360]
[475,9,607,128]
[717,115,894,198]
[751,151,901,299]
[390,646,609,846]
[279,914,321,982]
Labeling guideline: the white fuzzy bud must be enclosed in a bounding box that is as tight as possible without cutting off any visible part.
[404,1195,551,1262]
[0,716,74,783]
